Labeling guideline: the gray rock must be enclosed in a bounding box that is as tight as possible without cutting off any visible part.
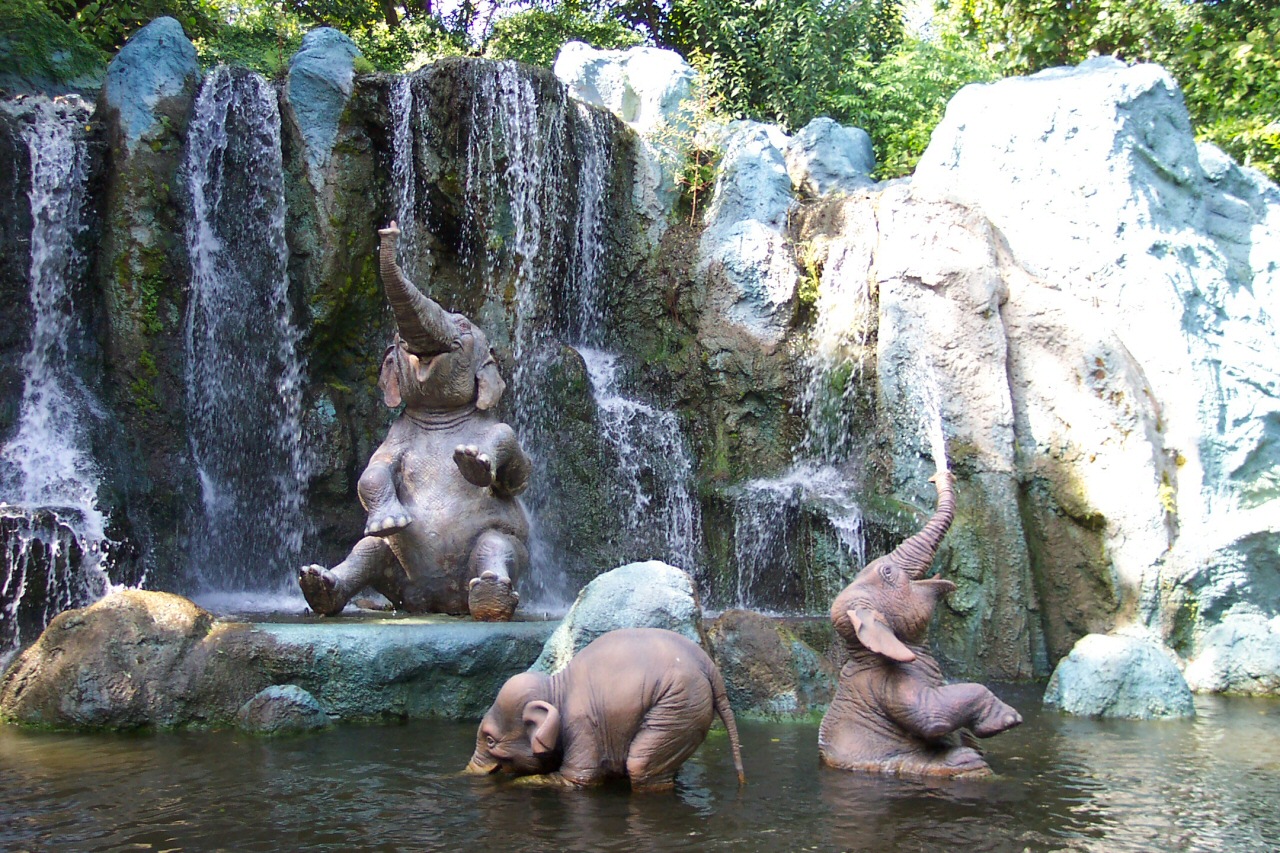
[236,684,330,735]
[1044,633,1195,719]
[0,590,557,729]
[784,117,875,197]
[706,609,836,719]
[102,17,201,149]
[1185,614,1280,695]
[285,27,362,182]
[698,121,798,344]
[530,561,702,674]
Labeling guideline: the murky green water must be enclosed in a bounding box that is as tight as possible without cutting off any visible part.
[2,685,1278,852]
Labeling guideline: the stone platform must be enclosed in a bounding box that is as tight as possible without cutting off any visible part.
[0,590,557,730]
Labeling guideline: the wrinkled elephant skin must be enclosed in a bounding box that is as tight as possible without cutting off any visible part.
[466,628,746,790]
[299,223,531,621]
[818,471,1022,777]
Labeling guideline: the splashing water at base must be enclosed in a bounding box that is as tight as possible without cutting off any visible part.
[0,96,115,663]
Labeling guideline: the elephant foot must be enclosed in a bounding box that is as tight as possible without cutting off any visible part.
[364,505,411,537]
[971,697,1023,737]
[454,444,494,489]
[299,565,348,616]
[468,572,518,622]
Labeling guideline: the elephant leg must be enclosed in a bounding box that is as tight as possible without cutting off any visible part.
[466,530,526,622]
[299,536,395,616]
[625,720,708,791]
[883,679,1022,741]
[358,460,410,537]
[454,423,531,498]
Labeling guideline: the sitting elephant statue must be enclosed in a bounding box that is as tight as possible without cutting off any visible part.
[299,221,532,622]
[465,628,746,790]
[819,469,1022,777]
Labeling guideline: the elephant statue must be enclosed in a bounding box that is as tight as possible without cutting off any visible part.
[465,628,746,790]
[299,221,532,622]
[818,469,1022,777]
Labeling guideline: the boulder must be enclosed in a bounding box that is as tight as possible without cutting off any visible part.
[1043,633,1195,719]
[1185,614,1280,695]
[553,41,695,138]
[784,117,875,197]
[236,684,331,735]
[530,561,702,674]
[706,609,836,719]
[101,17,201,150]
[285,27,362,182]
[698,121,798,345]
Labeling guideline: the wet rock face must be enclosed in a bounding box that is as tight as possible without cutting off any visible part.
[706,609,836,719]
[1044,633,1195,719]
[284,27,362,183]
[0,109,32,444]
[236,684,331,735]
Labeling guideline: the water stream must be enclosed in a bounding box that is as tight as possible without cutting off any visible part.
[3,686,1277,851]
[183,67,308,593]
[0,96,112,664]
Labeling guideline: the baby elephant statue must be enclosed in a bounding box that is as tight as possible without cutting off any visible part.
[465,628,746,790]
[299,221,532,621]
[819,470,1022,778]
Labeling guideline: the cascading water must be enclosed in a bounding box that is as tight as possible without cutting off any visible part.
[725,237,880,611]
[0,95,113,663]
[580,349,702,571]
[446,62,703,600]
[183,67,309,595]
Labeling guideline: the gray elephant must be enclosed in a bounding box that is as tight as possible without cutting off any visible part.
[465,628,746,790]
[299,222,532,621]
[818,470,1022,777]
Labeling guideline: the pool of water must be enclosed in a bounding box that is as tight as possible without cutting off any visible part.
[2,685,1278,852]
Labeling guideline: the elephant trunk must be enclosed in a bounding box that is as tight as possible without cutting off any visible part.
[464,752,499,775]
[380,238,460,356]
[891,469,956,580]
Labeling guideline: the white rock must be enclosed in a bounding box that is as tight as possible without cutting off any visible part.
[784,117,875,197]
[1185,614,1280,694]
[529,561,702,675]
[1044,633,1195,718]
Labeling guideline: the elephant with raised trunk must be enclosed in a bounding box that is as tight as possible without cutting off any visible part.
[819,470,1022,777]
[299,222,531,621]
[466,628,746,790]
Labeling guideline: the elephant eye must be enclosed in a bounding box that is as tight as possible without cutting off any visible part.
[485,735,496,749]
[880,563,896,584]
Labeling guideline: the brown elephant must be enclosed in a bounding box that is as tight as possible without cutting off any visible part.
[299,221,531,621]
[465,628,746,790]
[818,470,1022,778]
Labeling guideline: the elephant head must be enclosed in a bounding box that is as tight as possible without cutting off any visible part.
[465,671,562,776]
[378,221,506,412]
[832,470,957,662]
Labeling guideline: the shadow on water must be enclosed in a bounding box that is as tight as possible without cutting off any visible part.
[2,685,1279,852]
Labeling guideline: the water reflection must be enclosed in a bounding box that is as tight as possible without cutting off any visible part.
[2,685,1278,851]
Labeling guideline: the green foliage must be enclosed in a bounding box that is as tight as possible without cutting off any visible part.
[192,4,306,76]
[650,68,730,223]
[44,0,219,54]
[836,33,999,178]
[0,0,108,83]
[485,5,643,67]
[668,0,905,130]
[347,17,466,71]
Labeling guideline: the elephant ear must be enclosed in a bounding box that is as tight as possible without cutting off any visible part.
[522,700,561,756]
[379,345,401,408]
[849,607,916,663]
[475,349,505,411]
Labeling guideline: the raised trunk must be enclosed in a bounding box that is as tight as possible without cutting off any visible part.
[379,240,460,355]
[890,471,956,579]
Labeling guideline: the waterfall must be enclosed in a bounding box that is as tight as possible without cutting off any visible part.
[389,76,421,274]
[183,67,308,593]
[723,238,879,611]
[0,95,113,664]
[580,349,702,571]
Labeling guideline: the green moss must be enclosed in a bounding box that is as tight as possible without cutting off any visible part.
[128,349,160,414]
